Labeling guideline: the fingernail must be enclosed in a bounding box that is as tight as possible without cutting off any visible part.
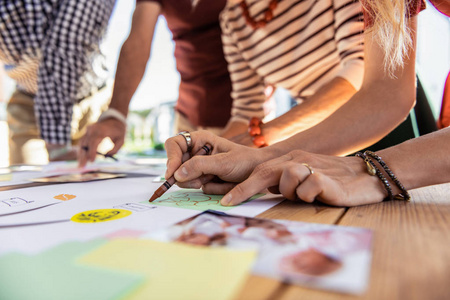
[174,167,188,179]
[221,194,232,206]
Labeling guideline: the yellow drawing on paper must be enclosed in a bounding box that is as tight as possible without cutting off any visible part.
[54,194,77,201]
[71,209,132,223]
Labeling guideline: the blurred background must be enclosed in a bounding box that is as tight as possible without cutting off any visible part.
[0,0,449,167]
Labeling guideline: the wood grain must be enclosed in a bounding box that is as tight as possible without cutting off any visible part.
[257,200,347,224]
[237,183,450,300]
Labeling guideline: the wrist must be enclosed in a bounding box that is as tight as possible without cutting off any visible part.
[355,151,410,201]
[46,143,73,160]
[98,108,127,127]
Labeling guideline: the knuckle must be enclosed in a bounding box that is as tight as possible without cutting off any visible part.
[285,163,300,178]
[253,162,274,180]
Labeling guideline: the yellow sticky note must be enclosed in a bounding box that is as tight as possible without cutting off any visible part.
[71,209,132,223]
[0,173,12,181]
[79,239,256,300]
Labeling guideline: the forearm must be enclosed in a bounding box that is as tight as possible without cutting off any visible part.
[109,38,150,117]
[108,1,159,117]
[263,77,357,144]
[273,79,414,156]
[269,19,418,156]
[377,128,450,191]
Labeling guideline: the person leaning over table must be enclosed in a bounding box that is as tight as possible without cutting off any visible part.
[77,0,234,167]
[0,0,116,164]
[163,0,450,207]
[219,0,367,147]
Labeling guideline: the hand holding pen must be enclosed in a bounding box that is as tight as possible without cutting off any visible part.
[149,142,212,201]
[81,146,118,162]
[160,130,264,204]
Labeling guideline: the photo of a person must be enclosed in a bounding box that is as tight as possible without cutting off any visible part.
[279,248,342,277]
[148,211,372,294]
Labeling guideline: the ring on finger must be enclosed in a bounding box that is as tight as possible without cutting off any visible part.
[177,131,193,152]
[301,163,314,175]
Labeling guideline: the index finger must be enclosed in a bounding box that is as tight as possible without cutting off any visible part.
[220,163,283,206]
[77,126,103,167]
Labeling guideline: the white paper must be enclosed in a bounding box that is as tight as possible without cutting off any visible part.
[0,196,60,217]
[0,177,281,255]
[0,161,161,187]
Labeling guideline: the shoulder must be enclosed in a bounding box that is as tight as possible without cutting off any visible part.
[219,1,241,30]
[429,0,450,16]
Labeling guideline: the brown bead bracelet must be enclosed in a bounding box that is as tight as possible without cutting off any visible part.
[364,151,411,201]
[355,152,394,200]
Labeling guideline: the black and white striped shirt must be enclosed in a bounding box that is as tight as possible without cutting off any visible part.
[0,0,115,144]
[220,0,365,123]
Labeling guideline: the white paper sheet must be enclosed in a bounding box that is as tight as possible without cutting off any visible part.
[0,161,161,187]
[0,196,60,217]
[0,176,282,255]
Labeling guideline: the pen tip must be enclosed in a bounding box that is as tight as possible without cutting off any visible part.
[149,194,158,202]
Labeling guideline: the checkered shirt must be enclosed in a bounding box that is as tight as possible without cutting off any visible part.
[0,0,116,144]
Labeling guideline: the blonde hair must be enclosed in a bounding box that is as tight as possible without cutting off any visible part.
[361,0,414,76]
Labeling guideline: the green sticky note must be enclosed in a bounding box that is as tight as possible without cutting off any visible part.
[145,189,263,211]
[0,240,143,300]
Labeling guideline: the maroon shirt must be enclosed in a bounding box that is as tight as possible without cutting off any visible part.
[136,0,232,127]
[362,0,427,27]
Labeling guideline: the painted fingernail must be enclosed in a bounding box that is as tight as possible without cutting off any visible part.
[222,194,232,206]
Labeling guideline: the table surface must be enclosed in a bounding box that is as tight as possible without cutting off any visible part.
[2,180,449,300]
[237,182,450,300]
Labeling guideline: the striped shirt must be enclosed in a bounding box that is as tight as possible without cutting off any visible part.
[0,0,115,144]
[220,0,365,123]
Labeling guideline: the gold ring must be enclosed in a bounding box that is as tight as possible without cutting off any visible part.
[301,163,314,175]
[177,131,192,152]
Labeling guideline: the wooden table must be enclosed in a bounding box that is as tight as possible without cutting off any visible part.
[237,182,450,300]
[2,179,449,299]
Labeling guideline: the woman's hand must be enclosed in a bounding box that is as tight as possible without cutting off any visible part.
[220,150,387,207]
[164,130,275,193]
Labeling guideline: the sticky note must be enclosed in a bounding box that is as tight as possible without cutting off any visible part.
[0,240,143,300]
[146,189,262,211]
[71,209,132,223]
[80,239,256,300]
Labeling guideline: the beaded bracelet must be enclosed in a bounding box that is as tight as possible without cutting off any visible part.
[364,151,411,201]
[248,117,268,148]
[355,152,394,200]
